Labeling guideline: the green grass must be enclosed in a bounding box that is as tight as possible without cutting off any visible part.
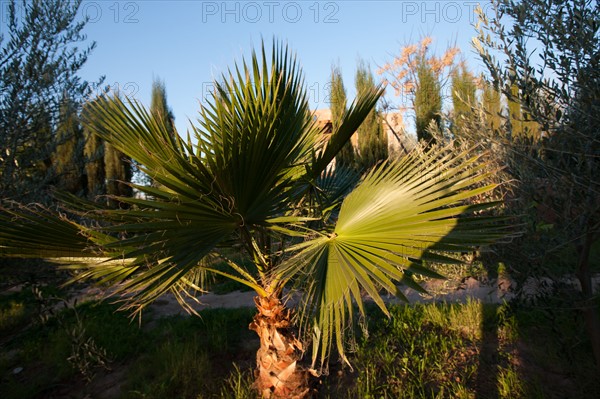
[318,301,599,399]
[0,300,27,333]
[0,297,148,399]
[331,302,486,398]
[1,287,599,398]
[122,308,257,399]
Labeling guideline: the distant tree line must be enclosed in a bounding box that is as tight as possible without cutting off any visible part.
[0,0,97,202]
[0,1,178,207]
[330,60,388,171]
[377,36,541,145]
[378,0,600,374]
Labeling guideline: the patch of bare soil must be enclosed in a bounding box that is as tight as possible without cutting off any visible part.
[141,277,516,319]
[148,290,259,318]
[32,362,129,399]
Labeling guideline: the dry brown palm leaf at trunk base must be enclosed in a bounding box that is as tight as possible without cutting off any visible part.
[250,295,313,399]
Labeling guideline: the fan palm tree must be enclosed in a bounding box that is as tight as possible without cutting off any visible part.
[0,42,509,398]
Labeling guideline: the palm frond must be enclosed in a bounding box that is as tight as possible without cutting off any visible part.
[83,96,216,201]
[311,85,384,177]
[277,145,512,370]
[193,41,320,226]
[0,202,114,258]
[314,165,362,220]
[0,40,349,314]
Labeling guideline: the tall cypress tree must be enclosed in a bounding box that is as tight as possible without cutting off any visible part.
[54,99,85,193]
[93,91,133,207]
[450,64,477,136]
[355,60,387,169]
[481,80,503,133]
[508,84,525,138]
[82,101,105,199]
[523,111,541,141]
[377,36,458,146]
[0,0,101,200]
[25,106,54,185]
[150,78,175,137]
[104,143,132,208]
[83,129,105,199]
[508,84,541,141]
[414,58,442,145]
[331,66,354,169]
[144,78,176,187]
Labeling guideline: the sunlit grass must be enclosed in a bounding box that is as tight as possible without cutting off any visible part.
[122,308,256,399]
[0,301,26,332]
[1,291,598,399]
[421,298,483,340]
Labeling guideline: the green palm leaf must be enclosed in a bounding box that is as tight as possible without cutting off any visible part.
[0,40,382,314]
[311,86,384,177]
[0,203,109,258]
[0,40,510,381]
[278,146,511,369]
[193,42,319,225]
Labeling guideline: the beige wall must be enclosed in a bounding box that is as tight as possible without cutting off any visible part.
[311,109,415,156]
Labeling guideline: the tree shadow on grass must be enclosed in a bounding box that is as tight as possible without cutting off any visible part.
[476,301,500,399]
[476,253,600,399]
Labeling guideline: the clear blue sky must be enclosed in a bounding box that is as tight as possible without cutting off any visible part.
[9,1,496,135]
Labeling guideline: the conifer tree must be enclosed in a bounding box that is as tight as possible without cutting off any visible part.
[414,58,442,145]
[331,66,354,168]
[150,78,175,137]
[355,61,387,169]
[82,101,105,199]
[85,93,133,206]
[507,84,542,156]
[508,84,542,141]
[508,84,525,138]
[83,130,104,199]
[144,78,176,186]
[378,36,458,145]
[481,80,503,132]
[523,112,541,141]
[54,99,85,193]
[450,64,477,136]
[104,143,132,208]
[24,106,54,184]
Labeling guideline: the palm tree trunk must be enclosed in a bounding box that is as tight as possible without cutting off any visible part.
[249,295,311,399]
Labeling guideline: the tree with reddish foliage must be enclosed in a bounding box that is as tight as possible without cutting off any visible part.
[378,37,459,144]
